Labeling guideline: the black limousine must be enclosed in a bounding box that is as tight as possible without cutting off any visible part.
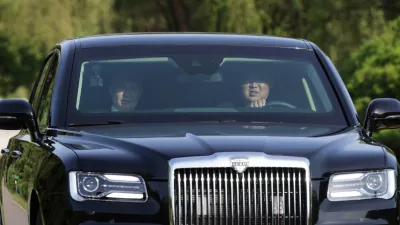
[0,33,400,225]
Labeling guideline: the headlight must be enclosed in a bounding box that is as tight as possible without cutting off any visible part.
[69,172,148,202]
[327,169,396,202]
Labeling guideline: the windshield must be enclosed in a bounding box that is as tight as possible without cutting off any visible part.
[67,45,347,126]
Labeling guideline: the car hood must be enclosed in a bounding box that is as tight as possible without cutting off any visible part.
[56,122,385,179]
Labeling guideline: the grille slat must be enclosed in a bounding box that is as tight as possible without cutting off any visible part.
[236,173,240,225]
[201,171,205,225]
[230,172,234,223]
[288,169,291,225]
[265,170,269,225]
[219,171,222,225]
[242,172,250,225]
[259,170,263,225]
[298,170,302,225]
[178,172,182,225]
[195,171,199,225]
[183,171,187,225]
[174,167,307,225]
[189,171,193,225]
[213,172,216,225]
[293,171,297,225]
[253,171,256,225]
[247,172,251,225]
[207,171,210,225]
[282,170,286,225]
[271,171,275,225]
[277,170,280,225]
[224,171,228,225]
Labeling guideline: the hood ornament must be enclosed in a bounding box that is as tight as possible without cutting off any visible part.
[231,158,249,173]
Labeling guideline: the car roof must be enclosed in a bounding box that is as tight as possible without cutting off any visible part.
[67,33,310,50]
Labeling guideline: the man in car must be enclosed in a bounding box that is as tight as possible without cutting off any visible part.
[218,73,272,108]
[242,74,271,108]
[108,74,142,112]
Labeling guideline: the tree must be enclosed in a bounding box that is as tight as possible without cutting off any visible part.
[347,17,400,116]
[0,0,115,96]
[346,17,400,153]
[0,31,41,96]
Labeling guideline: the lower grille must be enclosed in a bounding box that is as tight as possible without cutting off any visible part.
[173,167,307,225]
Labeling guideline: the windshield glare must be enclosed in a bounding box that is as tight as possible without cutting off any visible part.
[67,45,347,126]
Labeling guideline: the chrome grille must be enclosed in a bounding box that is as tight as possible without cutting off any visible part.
[173,167,308,225]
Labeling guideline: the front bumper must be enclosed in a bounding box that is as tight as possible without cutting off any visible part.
[42,182,399,225]
[314,198,398,224]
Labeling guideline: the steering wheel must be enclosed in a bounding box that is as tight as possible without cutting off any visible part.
[266,100,297,109]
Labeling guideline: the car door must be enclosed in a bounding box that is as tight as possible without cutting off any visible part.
[0,51,58,225]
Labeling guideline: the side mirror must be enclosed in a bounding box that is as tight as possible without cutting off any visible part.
[363,98,400,136]
[0,99,41,142]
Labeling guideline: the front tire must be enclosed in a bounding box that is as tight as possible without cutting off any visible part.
[35,209,43,225]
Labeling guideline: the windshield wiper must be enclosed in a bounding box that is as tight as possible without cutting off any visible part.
[68,120,123,127]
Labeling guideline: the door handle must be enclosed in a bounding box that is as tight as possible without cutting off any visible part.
[1,148,9,156]
[11,150,22,159]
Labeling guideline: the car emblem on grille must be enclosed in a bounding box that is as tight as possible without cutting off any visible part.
[231,158,249,173]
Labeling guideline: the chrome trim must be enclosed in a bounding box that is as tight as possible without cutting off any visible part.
[299,170,302,223]
[178,173,181,225]
[183,170,187,225]
[189,171,193,225]
[293,173,297,225]
[271,171,274,223]
[208,170,211,225]
[218,171,222,225]
[236,173,239,224]
[288,169,291,225]
[200,171,204,225]
[195,171,198,225]
[242,172,245,225]
[252,171,256,225]
[168,152,312,225]
[276,170,280,225]
[258,170,263,225]
[0,116,17,119]
[282,170,286,225]
[264,170,268,225]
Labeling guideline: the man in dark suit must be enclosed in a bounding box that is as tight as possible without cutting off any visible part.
[108,74,142,112]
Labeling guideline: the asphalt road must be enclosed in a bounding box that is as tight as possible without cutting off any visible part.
[0,130,29,225]
[2,181,29,225]
[0,130,18,150]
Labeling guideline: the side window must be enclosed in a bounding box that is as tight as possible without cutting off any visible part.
[30,54,55,112]
[36,52,59,131]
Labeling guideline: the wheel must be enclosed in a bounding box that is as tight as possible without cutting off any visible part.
[35,209,43,225]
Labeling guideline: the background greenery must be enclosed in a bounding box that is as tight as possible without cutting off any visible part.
[0,0,399,152]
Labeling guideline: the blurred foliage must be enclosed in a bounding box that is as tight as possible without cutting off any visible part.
[0,0,399,152]
[346,17,400,150]
[0,0,114,96]
[347,17,400,116]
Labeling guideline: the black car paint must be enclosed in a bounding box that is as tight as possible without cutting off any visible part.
[0,33,398,225]
[7,123,398,225]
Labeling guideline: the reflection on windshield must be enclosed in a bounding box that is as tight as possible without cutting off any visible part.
[69,46,347,126]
